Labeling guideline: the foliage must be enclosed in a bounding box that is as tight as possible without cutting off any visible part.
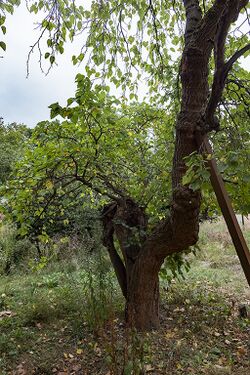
[0,221,249,374]
[159,250,193,285]
[1,0,250,330]
[182,152,211,192]
[1,1,248,229]
[214,69,250,214]
[3,75,174,237]
[0,119,31,185]
[0,223,36,275]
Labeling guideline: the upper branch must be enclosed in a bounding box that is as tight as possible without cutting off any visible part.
[224,43,250,76]
[204,0,249,129]
[213,0,249,71]
[183,0,202,45]
[194,0,228,52]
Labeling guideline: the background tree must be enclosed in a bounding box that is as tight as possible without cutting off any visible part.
[0,118,31,185]
[1,0,250,330]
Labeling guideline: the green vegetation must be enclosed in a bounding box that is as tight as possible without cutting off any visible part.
[0,2,249,372]
[0,119,31,184]
[0,220,249,374]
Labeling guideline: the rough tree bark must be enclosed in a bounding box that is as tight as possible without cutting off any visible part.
[102,0,249,330]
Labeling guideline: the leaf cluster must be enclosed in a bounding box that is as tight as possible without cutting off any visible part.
[3,76,174,236]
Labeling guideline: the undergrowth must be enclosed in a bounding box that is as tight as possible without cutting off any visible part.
[0,218,249,374]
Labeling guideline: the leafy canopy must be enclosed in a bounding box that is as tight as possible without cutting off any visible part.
[4,75,175,235]
[1,1,249,233]
[1,1,248,98]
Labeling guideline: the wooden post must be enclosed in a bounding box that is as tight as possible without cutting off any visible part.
[196,134,250,286]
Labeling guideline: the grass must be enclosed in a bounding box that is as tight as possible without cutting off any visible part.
[0,218,249,374]
[187,218,250,296]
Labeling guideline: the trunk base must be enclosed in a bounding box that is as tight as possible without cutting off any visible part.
[125,280,160,331]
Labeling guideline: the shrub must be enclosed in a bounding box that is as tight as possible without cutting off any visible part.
[0,224,36,274]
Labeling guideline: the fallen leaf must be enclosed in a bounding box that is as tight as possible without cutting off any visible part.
[174,307,185,312]
[237,346,246,356]
[145,364,154,372]
[165,330,176,339]
[0,310,15,320]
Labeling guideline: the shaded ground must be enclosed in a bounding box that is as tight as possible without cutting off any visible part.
[0,219,249,374]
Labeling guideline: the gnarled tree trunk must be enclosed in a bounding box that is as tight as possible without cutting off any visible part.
[102,0,248,330]
[125,251,164,330]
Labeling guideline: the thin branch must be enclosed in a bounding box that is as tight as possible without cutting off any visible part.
[224,43,250,76]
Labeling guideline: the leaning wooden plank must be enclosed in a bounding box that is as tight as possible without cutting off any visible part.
[197,134,250,286]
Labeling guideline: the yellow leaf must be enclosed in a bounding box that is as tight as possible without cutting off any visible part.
[76,348,83,355]
[45,180,53,190]
[165,331,176,339]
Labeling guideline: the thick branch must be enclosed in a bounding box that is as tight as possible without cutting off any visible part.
[102,203,127,298]
[183,0,202,45]
[142,185,200,259]
[205,0,249,129]
[214,0,249,69]
[213,2,239,70]
[206,42,250,128]
[114,199,147,268]
[194,0,228,51]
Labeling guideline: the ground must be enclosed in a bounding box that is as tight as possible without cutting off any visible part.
[0,219,249,374]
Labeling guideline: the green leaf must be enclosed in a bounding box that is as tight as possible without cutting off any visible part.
[182,173,193,186]
[0,41,6,51]
[50,55,55,65]
[0,17,6,27]
[1,25,6,35]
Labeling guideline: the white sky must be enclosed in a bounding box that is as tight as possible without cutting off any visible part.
[0,3,249,128]
[1,3,83,127]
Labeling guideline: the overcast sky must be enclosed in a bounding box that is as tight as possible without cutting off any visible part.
[1,3,249,128]
[0,3,83,127]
